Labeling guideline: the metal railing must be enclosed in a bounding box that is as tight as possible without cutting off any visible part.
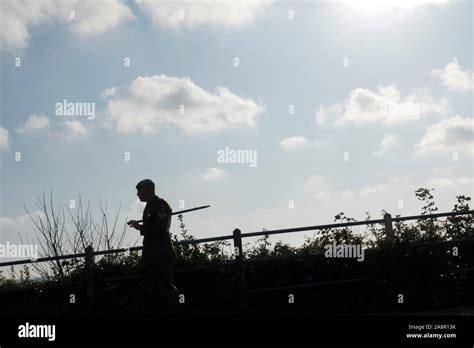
[1,209,473,311]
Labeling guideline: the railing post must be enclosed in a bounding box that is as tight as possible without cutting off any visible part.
[384,213,394,245]
[232,228,246,313]
[85,245,95,312]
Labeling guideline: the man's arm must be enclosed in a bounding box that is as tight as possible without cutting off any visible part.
[139,200,172,237]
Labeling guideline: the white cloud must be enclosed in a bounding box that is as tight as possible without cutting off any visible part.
[0,127,10,151]
[171,170,472,248]
[136,0,272,29]
[280,136,308,150]
[303,175,330,198]
[316,85,449,126]
[428,177,474,188]
[101,87,117,99]
[61,120,89,141]
[15,114,89,141]
[69,0,134,36]
[432,61,473,92]
[16,114,51,133]
[203,167,226,181]
[104,74,265,135]
[0,0,134,51]
[0,0,55,51]
[373,134,402,157]
[0,210,46,246]
[414,115,474,155]
[359,182,387,198]
[0,212,35,228]
[389,0,450,8]
[1,0,270,51]
[339,176,411,202]
[339,0,450,11]
[316,104,342,126]
[127,198,146,217]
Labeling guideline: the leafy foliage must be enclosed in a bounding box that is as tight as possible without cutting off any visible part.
[1,188,473,316]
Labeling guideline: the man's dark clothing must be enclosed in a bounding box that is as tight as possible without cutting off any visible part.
[140,195,180,316]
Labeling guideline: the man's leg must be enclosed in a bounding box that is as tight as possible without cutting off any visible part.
[154,258,181,316]
[142,261,158,316]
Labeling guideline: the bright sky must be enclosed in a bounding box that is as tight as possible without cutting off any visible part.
[0,0,473,255]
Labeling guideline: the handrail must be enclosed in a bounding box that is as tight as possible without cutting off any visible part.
[0,209,472,268]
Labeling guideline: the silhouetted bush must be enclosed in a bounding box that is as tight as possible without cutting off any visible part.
[1,188,472,316]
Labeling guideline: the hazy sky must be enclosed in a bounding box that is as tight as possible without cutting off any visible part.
[0,0,473,255]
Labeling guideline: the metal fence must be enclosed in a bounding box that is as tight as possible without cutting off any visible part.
[1,210,473,312]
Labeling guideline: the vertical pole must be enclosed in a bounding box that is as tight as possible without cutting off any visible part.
[232,229,246,314]
[85,245,95,312]
[382,213,396,307]
[384,213,394,245]
[233,228,243,261]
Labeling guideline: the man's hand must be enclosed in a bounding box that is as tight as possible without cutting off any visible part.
[127,220,141,230]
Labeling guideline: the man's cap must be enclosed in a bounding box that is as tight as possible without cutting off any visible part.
[135,179,155,190]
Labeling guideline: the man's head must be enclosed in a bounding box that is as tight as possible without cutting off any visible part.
[135,179,155,202]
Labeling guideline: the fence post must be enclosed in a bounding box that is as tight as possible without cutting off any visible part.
[232,228,246,313]
[85,245,95,312]
[384,213,394,245]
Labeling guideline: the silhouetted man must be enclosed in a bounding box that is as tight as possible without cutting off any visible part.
[127,179,181,317]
